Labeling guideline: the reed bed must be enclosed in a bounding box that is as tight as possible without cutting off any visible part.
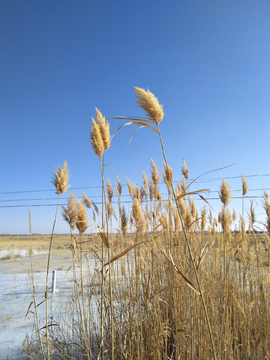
[23,88,270,360]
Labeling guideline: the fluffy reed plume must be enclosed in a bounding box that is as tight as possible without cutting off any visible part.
[219,177,232,207]
[208,208,213,225]
[51,161,71,195]
[132,184,140,200]
[181,158,189,180]
[134,87,164,125]
[62,191,78,230]
[151,159,160,186]
[127,178,132,198]
[174,207,180,232]
[185,207,192,230]
[82,192,92,209]
[95,108,111,150]
[181,176,187,201]
[92,200,99,216]
[178,198,186,222]
[106,179,114,203]
[76,200,89,234]
[106,200,117,221]
[162,162,173,194]
[190,199,196,218]
[262,189,270,234]
[90,118,104,159]
[149,175,155,202]
[121,206,128,236]
[201,206,207,232]
[132,198,145,237]
[92,209,96,223]
[219,206,232,239]
[150,159,160,199]
[247,201,256,229]
[116,177,122,196]
[142,170,148,196]
[140,184,146,202]
[232,208,237,222]
[241,174,248,196]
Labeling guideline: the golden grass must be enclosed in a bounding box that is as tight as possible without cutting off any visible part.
[21,87,270,359]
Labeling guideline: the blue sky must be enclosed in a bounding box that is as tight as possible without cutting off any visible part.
[1,0,270,234]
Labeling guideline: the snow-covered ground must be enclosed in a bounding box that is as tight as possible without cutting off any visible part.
[0,249,97,359]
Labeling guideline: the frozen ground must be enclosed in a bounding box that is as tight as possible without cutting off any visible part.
[0,249,97,359]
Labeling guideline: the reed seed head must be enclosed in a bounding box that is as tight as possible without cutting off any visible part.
[62,190,78,230]
[248,201,256,226]
[134,87,164,125]
[127,178,132,198]
[90,118,104,159]
[162,162,173,191]
[241,174,248,196]
[185,207,192,230]
[82,192,92,209]
[150,159,160,186]
[181,158,189,180]
[142,170,148,196]
[132,198,145,237]
[95,108,111,150]
[116,177,122,196]
[181,176,187,201]
[76,200,89,234]
[232,208,237,222]
[149,176,154,202]
[92,200,99,216]
[121,206,128,236]
[219,178,232,207]
[51,161,71,196]
[201,206,207,232]
[106,179,114,203]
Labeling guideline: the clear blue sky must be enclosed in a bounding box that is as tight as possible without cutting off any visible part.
[1,0,270,234]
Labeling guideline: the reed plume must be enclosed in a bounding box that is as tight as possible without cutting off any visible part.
[150,159,160,186]
[181,176,187,201]
[134,87,164,125]
[219,178,232,207]
[96,108,111,150]
[247,201,256,229]
[127,178,132,198]
[162,162,173,194]
[150,159,160,200]
[76,200,89,234]
[262,189,270,234]
[232,208,237,222]
[132,198,145,237]
[201,206,207,233]
[241,174,248,196]
[62,191,78,230]
[92,200,99,216]
[121,206,128,236]
[185,207,192,230]
[132,183,140,200]
[82,192,92,209]
[90,118,104,159]
[106,179,114,203]
[181,158,189,180]
[142,170,148,196]
[51,161,71,195]
[116,177,122,196]
[219,206,232,239]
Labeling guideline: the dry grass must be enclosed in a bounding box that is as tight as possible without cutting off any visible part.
[19,88,270,359]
